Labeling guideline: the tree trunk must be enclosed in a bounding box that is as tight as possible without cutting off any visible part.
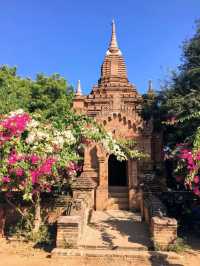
[0,206,6,238]
[33,195,41,232]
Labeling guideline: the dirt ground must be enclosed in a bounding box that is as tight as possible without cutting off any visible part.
[0,239,200,266]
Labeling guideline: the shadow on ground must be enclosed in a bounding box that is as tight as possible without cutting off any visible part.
[88,211,152,249]
[149,252,183,266]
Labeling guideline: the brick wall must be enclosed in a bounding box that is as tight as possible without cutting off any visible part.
[141,193,177,250]
[151,216,177,249]
[56,198,90,248]
[56,215,81,248]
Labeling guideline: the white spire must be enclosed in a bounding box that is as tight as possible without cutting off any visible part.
[76,80,82,96]
[106,20,122,55]
[110,20,118,50]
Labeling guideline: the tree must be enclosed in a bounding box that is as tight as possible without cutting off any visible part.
[0,65,74,121]
[160,20,200,147]
[140,20,200,199]
[141,20,200,148]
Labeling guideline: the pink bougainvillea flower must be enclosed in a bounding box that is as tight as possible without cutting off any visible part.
[30,154,40,164]
[42,183,51,192]
[30,170,40,184]
[8,151,23,165]
[46,157,56,164]
[39,163,52,175]
[39,157,56,175]
[0,113,30,141]
[32,189,39,195]
[2,176,11,183]
[20,180,26,188]
[67,162,82,172]
[179,149,192,160]
[187,163,197,172]
[8,168,14,174]
[67,161,75,170]
[41,164,51,175]
[193,176,200,184]
[46,187,51,192]
[66,161,82,177]
[15,168,24,177]
[195,151,200,161]
[193,187,200,196]
[8,153,18,164]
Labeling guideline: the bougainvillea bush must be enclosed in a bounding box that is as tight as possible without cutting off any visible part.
[0,109,144,239]
[172,126,200,197]
[0,109,82,202]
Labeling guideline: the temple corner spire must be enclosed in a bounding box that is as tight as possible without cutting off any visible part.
[147,80,155,96]
[75,80,82,96]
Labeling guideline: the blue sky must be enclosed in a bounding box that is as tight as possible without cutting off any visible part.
[0,0,199,94]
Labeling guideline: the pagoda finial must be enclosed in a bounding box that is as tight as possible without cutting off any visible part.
[76,80,82,96]
[147,80,155,95]
[148,80,153,90]
[107,20,121,55]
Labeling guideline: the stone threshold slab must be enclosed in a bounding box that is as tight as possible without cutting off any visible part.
[79,244,149,251]
[51,247,182,260]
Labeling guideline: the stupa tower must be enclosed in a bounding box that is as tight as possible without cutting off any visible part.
[72,21,160,211]
[98,20,128,87]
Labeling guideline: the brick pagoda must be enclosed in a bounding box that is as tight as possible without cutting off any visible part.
[72,21,162,211]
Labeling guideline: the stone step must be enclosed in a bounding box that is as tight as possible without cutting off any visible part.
[108,197,129,204]
[107,202,129,210]
[51,248,182,266]
[51,248,151,265]
[79,244,148,251]
[109,186,129,193]
[52,248,152,257]
[109,192,129,198]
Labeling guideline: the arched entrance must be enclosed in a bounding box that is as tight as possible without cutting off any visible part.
[108,154,127,186]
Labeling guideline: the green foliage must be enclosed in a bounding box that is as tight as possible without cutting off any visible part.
[0,65,74,121]
[8,208,51,244]
[117,139,149,159]
[167,238,189,253]
[29,224,51,244]
[162,20,200,146]
[153,237,189,253]
[141,91,165,133]
[62,237,74,249]
[141,20,200,148]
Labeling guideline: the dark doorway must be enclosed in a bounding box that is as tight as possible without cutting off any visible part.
[108,154,127,186]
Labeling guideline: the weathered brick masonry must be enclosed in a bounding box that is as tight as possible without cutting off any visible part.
[73,20,162,211]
